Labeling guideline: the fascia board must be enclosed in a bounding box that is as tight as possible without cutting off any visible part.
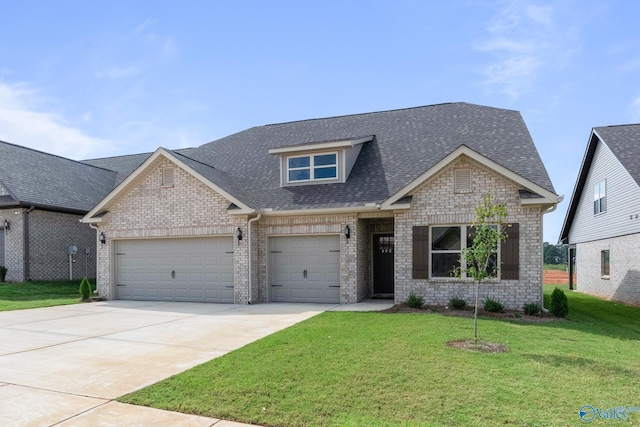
[381,145,560,210]
[256,205,380,217]
[268,136,373,155]
[82,148,253,223]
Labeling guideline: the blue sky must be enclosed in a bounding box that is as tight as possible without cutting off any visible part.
[1,1,638,243]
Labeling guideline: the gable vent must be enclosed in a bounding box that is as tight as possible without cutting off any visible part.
[162,168,175,187]
[454,169,472,193]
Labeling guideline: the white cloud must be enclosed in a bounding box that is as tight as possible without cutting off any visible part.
[0,82,114,160]
[476,0,580,99]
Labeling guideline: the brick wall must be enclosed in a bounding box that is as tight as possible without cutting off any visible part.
[28,210,96,281]
[0,208,92,282]
[394,156,544,310]
[96,158,249,302]
[576,234,640,305]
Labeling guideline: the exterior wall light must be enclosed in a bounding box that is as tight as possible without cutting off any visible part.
[344,224,351,239]
[3,219,9,231]
[99,232,106,245]
[237,227,243,241]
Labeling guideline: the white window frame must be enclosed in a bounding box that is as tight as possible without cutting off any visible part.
[429,224,499,280]
[601,249,610,279]
[594,179,606,215]
[286,152,338,183]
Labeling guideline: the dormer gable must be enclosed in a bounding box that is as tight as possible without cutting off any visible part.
[268,136,373,187]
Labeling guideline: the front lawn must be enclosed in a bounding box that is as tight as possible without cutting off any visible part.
[120,285,640,426]
[0,280,94,311]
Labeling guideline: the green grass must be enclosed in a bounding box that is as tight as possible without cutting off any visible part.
[543,263,567,271]
[0,280,95,311]
[120,285,640,426]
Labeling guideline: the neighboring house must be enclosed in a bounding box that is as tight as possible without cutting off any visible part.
[560,124,640,306]
[82,102,559,309]
[0,141,118,282]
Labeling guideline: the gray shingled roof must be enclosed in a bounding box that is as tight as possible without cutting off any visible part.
[82,148,196,185]
[0,140,117,212]
[182,102,556,211]
[594,125,640,185]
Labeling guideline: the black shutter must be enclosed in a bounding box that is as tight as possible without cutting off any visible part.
[413,226,429,279]
[501,223,519,280]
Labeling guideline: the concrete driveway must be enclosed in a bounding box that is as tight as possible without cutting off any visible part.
[0,301,336,426]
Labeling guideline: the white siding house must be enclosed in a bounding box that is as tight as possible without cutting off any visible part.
[561,125,640,305]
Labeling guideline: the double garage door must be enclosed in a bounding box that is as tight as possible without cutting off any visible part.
[115,237,234,302]
[270,235,340,303]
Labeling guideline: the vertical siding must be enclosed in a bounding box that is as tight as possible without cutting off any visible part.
[569,141,640,243]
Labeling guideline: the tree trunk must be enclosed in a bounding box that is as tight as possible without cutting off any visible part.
[474,280,479,341]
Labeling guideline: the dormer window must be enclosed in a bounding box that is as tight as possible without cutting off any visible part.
[269,135,373,187]
[288,153,337,182]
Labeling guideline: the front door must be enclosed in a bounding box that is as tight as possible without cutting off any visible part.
[373,234,394,294]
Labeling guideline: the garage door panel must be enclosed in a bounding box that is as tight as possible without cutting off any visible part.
[116,237,234,303]
[270,236,340,303]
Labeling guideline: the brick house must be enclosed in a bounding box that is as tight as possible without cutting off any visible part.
[560,124,640,306]
[0,141,116,282]
[82,103,559,309]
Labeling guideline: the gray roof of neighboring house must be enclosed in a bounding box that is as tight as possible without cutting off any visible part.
[183,102,556,211]
[560,123,640,243]
[594,124,640,185]
[0,140,117,213]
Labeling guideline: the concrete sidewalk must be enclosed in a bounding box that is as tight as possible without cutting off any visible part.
[0,299,393,426]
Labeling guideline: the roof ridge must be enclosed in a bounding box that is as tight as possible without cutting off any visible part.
[595,123,640,129]
[262,102,462,128]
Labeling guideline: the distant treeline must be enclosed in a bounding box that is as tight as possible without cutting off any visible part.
[543,242,568,265]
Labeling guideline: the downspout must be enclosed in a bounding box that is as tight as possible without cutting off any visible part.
[247,213,261,304]
[23,206,35,281]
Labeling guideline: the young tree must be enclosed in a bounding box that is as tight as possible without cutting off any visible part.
[460,194,509,341]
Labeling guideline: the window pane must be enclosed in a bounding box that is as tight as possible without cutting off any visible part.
[600,180,606,197]
[431,227,461,250]
[289,169,310,181]
[289,157,310,168]
[594,184,599,201]
[601,250,610,276]
[314,153,336,166]
[314,167,337,179]
[432,253,460,277]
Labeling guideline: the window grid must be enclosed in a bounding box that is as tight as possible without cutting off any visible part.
[287,153,337,183]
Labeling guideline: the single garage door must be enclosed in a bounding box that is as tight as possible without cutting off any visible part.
[115,237,234,302]
[269,235,340,303]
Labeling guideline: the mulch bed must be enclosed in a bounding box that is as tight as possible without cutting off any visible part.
[381,303,563,323]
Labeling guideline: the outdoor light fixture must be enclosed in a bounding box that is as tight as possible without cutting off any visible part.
[344,225,351,239]
[3,219,9,231]
[237,227,243,241]
[99,232,106,245]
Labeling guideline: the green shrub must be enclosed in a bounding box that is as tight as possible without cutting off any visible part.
[79,277,92,300]
[523,302,541,316]
[0,265,7,282]
[550,287,569,318]
[483,297,504,313]
[449,297,467,310]
[407,291,425,308]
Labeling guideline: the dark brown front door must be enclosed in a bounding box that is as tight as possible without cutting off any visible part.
[373,234,394,294]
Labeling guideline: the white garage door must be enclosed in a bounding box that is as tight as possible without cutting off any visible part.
[115,237,234,302]
[269,235,340,303]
